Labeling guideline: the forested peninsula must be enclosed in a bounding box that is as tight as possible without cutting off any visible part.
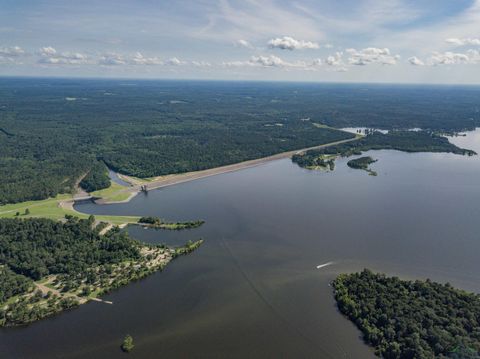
[333,270,480,358]
[0,216,202,327]
[292,131,476,170]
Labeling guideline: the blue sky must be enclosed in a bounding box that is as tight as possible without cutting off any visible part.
[1,0,479,83]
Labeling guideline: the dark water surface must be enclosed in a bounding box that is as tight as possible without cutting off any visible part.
[1,131,480,358]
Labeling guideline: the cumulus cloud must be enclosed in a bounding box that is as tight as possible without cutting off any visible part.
[268,36,319,50]
[428,51,470,65]
[98,53,126,66]
[408,56,424,66]
[165,57,186,66]
[236,39,253,49]
[325,52,344,66]
[408,50,480,66]
[445,38,480,46]
[250,55,288,66]
[97,52,194,67]
[38,46,90,65]
[223,54,307,68]
[223,54,347,71]
[346,48,399,65]
[130,52,162,65]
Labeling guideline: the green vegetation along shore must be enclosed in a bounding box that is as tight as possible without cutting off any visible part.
[1,78,359,205]
[0,216,203,327]
[139,217,205,230]
[333,269,480,358]
[293,131,476,171]
[347,156,378,176]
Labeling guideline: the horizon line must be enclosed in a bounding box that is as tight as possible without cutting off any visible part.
[1,74,480,87]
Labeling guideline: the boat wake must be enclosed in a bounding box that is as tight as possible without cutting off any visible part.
[316,261,334,269]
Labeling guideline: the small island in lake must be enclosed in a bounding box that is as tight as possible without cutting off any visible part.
[347,156,378,176]
[333,269,480,358]
[0,216,202,327]
[293,131,476,172]
[138,216,205,230]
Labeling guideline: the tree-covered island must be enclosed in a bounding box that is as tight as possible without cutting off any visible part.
[0,216,202,327]
[333,270,480,358]
[293,131,476,171]
[139,217,205,230]
[347,156,378,176]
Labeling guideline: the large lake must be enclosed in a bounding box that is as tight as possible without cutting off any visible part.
[1,130,480,358]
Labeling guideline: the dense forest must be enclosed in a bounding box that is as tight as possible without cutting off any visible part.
[79,161,111,192]
[292,131,476,169]
[0,217,202,326]
[333,270,480,358]
[0,216,140,280]
[1,79,479,204]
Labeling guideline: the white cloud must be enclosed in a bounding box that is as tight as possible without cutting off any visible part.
[445,38,480,46]
[409,50,480,66]
[467,49,480,63]
[427,51,470,65]
[38,46,57,57]
[165,57,186,66]
[99,53,127,66]
[346,47,399,65]
[223,54,347,71]
[0,46,25,57]
[0,46,26,64]
[130,52,162,65]
[38,46,90,65]
[325,52,344,66]
[268,36,319,50]
[98,53,191,67]
[250,55,288,66]
[408,56,424,66]
[236,39,253,49]
[223,54,307,68]
[191,60,211,67]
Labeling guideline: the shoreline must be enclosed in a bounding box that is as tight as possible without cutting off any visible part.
[97,136,360,206]
[0,136,359,227]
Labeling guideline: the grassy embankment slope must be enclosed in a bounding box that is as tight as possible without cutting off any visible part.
[0,193,139,225]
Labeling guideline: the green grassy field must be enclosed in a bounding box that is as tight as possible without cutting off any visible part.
[0,194,140,225]
[90,182,133,202]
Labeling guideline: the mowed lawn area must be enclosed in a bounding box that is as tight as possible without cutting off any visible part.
[90,182,133,202]
[0,194,140,225]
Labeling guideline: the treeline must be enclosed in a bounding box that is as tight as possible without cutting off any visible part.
[0,217,141,281]
[333,269,480,358]
[1,79,479,205]
[293,131,476,169]
[79,161,111,192]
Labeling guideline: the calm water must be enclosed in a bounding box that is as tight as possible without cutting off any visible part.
[1,131,480,358]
